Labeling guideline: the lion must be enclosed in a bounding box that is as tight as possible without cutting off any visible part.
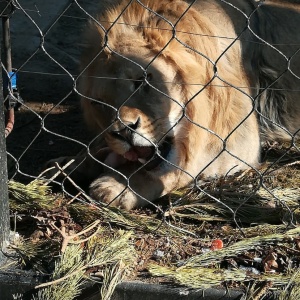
[48,0,300,210]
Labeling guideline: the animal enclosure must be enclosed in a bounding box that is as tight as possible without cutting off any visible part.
[1,0,300,299]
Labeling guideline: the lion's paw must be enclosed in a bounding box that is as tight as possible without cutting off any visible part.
[89,176,145,210]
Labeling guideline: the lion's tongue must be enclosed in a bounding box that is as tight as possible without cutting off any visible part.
[123,147,153,162]
[103,147,153,168]
[123,149,139,161]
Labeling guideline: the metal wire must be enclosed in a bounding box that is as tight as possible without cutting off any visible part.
[3,0,300,232]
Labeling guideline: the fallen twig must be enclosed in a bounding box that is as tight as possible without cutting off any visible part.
[51,219,100,253]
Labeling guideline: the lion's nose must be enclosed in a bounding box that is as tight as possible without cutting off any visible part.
[110,117,141,144]
[127,117,140,130]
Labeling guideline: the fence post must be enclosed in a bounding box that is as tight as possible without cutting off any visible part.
[0,2,12,262]
[0,65,9,263]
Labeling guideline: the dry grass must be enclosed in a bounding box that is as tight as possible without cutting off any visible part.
[7,142,300,299]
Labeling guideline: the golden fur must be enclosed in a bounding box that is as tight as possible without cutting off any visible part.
[50,0,300,210]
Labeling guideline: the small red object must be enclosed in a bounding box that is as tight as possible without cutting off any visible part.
[210,239,223,250]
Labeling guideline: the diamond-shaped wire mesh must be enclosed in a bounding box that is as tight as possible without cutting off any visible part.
[2,0,300,229]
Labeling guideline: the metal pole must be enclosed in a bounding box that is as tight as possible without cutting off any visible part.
[0,53,10,264]
[2,16,12,76]
[2,14,15,138]
[0,6,11,264]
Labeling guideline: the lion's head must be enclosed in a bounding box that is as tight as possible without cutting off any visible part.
[80,49,184,164]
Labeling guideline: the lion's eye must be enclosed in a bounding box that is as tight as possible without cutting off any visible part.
[134,73,152,91]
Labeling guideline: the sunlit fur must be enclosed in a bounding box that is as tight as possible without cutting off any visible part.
[74,0,300,210]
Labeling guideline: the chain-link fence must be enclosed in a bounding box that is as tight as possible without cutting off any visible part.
[4,0,299,213]
[1,0,300,297]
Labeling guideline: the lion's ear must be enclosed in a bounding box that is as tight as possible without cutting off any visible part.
[83,19,105,46]
[79,20,112,72]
